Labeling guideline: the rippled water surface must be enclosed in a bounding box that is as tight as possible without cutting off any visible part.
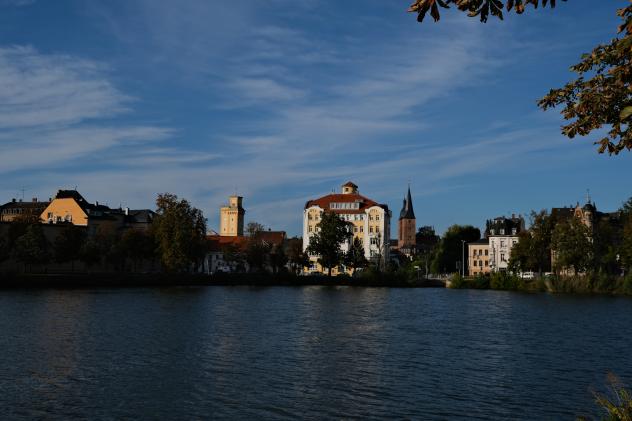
[1,286,631,420]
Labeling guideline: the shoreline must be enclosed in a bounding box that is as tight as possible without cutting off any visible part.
[0,273,446,289]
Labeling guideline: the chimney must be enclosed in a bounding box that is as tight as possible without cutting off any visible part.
[125,207,129,216]
[11,198,16,203]
[32,198,37,203]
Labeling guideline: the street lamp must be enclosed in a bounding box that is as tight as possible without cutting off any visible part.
[461,240,467,277]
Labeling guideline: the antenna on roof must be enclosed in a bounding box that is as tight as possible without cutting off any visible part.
[586,188,591,204]
[19,186,26,201]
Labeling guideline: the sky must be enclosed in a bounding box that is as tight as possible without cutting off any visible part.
[0,0,630,237]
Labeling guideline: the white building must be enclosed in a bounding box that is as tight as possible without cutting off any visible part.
[486,215,524,272]
[303,181,391,275]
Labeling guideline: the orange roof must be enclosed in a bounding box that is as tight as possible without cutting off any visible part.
[304,193,388,214]
[207,231,286,252]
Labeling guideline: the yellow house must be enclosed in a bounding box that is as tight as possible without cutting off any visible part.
[40,190,154,235]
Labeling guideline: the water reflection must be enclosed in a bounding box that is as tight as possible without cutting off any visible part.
[0,287,631,419]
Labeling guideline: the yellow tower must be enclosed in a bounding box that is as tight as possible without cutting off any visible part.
[220,195,245,237]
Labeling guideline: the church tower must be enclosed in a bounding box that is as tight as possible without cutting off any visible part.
[220,195,245,236]
[398,186,416,254]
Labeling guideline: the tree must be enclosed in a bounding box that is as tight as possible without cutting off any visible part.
[246,221,265,237]
[620,196,632,218]
[408,0,567,24]
[14,224,50,272]
[344,237,369,275]
[286,237,309,274]
[539,4,632,154]
[431,225,480,274]
[54,225,87,272]
[119,229,156,272]
[620,214,632,273]
[306,211,352,276]
[269,243,288,274]
[153,193,207,272]
[508,231,534,274]
[551,217,593,275]
[410,1,632,155]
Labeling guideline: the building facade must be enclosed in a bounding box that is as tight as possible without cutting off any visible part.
[220,195,245,237]
[468,239,490,276]
[1,198,50,222]
[398,186,416,258]
[39,190,154,234]
[303,181,391,275]
[486,215,525,272]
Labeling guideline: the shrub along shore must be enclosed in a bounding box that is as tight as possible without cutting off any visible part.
[449,272,632,296]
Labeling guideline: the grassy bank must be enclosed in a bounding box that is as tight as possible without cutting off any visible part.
[0,271,445,289]
[449,272,632,296]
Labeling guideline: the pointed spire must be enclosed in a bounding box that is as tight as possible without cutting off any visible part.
[399,185,415,220]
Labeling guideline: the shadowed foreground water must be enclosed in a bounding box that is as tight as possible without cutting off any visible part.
[0,286,631,420]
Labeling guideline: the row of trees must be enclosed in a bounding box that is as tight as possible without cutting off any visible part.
[510,198,632,277]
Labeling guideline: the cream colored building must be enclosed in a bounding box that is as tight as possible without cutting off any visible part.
[468,239,490,276]
[220,195,245,237]
[302,182,391,275]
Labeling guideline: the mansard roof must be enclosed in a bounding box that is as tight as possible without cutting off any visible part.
[304,193,388,214]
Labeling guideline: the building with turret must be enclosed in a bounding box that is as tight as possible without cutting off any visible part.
[303,181,391,275]
[398,186,416,258]
[220,195,245,237]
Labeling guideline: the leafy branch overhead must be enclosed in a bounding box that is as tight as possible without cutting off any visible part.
[408,0,566,23]
[409,1,632,155]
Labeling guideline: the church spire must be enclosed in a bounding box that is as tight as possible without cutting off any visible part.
[399,185,415,220]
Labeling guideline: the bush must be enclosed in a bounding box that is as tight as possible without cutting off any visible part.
[449,272,466,289]
[490,272,522,291]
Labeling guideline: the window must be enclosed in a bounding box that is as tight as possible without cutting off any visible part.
[369,227,373,233]
[376,215,380,221]
[309,226,313,232]
[485,261,488,266]
[512,228,517,235]
[360,226,364,233]
[490,229,495,235]
[500,228,505,235]
[485,250,489,256]
[501,253,506,262]
[500,240,505,247]
[479,260,483,267]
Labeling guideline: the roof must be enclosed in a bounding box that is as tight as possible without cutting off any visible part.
[304,193,388,214]
[342,181,358,188]
[399,186,415,220]
[469,238,490,245]
[53,189,112,214]
[125,209,155,224]
[207,231,286,252]
[1,200,49,210]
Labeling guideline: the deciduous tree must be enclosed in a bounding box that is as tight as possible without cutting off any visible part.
[286,237,309,275]
[14,224,50,272]
[551,217,592,275]
[153,193,207,272]
[344,237,368,275]
[431,225,480,274]
[306,211,352,276]
[54,225,87,272]
[410,1,632,155]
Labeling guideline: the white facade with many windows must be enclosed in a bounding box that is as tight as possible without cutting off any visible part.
[302,182,391,275]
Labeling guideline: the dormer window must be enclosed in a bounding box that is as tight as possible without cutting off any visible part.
[500,228,505,235]
[512,228,517,235]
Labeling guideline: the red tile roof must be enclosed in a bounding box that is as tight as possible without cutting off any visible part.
[304,193,388,214]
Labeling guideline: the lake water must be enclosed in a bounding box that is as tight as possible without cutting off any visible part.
[0,286,630,420]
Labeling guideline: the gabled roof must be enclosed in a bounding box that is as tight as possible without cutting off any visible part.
[342,181,358,188]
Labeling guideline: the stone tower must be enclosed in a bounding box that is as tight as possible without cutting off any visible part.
[220,195,245,236]
[398,186,416,252]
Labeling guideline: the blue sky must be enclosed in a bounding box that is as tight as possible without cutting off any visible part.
[0,0,629,237]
